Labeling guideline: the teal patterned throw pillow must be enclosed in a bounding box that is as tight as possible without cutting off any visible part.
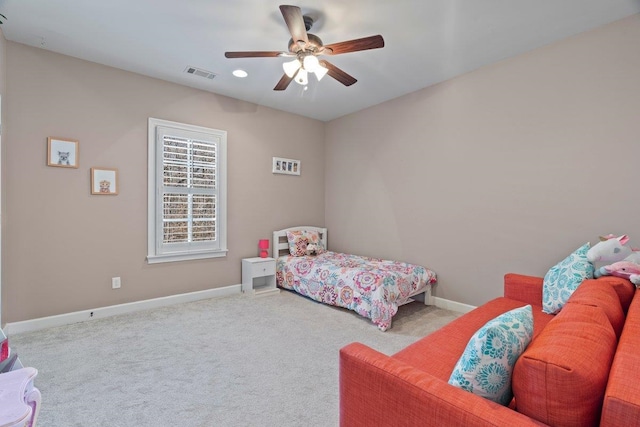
[542,243,594,314]
[448,305,534,405]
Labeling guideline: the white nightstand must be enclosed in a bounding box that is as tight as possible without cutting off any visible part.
[241,257,279,296]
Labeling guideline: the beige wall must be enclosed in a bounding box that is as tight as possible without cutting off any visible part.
[325,15,640,306]
[3,14,640,323]
[2,43,325,323]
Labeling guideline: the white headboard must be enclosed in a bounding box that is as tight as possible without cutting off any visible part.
[272,226,328,259]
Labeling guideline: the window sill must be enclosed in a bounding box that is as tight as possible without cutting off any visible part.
[147,249,228,264]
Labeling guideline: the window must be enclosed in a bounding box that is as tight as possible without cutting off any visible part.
[147,118,227,263]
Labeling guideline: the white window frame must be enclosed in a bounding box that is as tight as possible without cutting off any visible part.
[147,118,227,263]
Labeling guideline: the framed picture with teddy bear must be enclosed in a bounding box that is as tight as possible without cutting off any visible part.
[91,167,118,195]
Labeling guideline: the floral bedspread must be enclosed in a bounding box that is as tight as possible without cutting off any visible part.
[276,251,437,331]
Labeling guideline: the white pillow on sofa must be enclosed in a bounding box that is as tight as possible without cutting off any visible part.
[448,305,534,405]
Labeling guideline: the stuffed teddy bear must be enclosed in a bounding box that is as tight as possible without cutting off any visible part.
[306,243,320,256]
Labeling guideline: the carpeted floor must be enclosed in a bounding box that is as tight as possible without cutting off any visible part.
[10,290,460,427]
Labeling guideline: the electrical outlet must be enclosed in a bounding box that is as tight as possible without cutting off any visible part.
[112,277,121,289]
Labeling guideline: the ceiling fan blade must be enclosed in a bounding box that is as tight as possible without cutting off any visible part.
[274,73,294,91]
[323,35,385,55]
[320,60,357,86]
[225,51,285,58]
[279,5,308,46]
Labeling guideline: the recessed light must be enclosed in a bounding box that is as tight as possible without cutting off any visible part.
[233,69,248,78]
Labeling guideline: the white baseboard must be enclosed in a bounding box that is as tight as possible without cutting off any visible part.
[432,296,476,314]
[4,284,242,335]
[5,287,474,335]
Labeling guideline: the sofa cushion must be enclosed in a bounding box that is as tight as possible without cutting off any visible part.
[591,276,635,313]
[448,305,533,405]
[565,279,625,338]
[542,242,594,314]
[512,304,616,426]
[340,342,552,427]
[393,297,553,381]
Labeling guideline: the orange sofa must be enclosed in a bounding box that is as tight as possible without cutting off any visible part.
[339,274,640,426]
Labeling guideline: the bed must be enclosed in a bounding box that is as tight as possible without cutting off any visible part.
[273,226,437,331]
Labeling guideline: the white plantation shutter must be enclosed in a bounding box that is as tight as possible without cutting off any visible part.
[161,134,217,244]
[148,119,227,263]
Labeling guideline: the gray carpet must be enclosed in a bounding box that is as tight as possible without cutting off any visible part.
[10,290,460,427]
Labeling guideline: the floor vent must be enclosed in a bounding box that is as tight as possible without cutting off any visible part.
[184,66,216,79]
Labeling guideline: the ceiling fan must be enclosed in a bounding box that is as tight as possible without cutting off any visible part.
[225,5,385,91]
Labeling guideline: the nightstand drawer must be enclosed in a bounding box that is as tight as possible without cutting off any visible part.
[251,261,276,277]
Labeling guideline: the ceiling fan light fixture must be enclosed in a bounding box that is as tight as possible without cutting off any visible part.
[302,54,320,72]
[314,64,328,81]
[225,5,385,91]
[295,68,309,85]
[283,59,301,78]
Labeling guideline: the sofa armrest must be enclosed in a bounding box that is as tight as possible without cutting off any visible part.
[601,292,640,426]
[504,273,544,306]
[340,343,546,427]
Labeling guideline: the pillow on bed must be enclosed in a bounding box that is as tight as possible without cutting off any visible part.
[286,230,326,257]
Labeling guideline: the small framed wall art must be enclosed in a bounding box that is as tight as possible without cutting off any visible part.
[272,157,300,176]
[91,167,119,195]
[47,137,79,168]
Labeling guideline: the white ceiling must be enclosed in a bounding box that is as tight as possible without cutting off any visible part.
[1,0,639,121]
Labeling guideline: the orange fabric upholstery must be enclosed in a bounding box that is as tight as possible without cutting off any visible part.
[393,297,552,380]
[586,276,635,313]
[513,304,616,426]
[565,279,625,338]
[601,290,640,426]
[504,273,544,306]
[340,343,546,427]
[339,274,640,427]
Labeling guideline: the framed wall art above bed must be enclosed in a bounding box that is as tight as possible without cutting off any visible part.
[272,157,300,176]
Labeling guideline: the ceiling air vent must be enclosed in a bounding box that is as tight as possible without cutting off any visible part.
[184,66,216,80]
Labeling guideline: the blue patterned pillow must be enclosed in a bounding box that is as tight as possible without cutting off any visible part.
[448,305,533,405]
[542,243,594,314]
